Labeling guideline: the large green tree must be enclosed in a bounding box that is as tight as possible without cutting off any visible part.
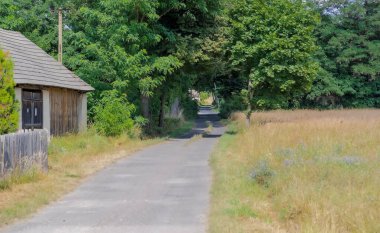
[227,0,319,121]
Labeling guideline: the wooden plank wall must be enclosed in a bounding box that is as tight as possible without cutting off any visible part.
[49,87,80,136]
[0,129,48,178]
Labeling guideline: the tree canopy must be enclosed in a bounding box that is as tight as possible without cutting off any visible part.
[228,0,319,110]
[0,0,378,134]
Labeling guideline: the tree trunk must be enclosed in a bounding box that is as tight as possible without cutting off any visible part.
[246,109,253,127]
[170,97,180,118]
[246,79,253,127]
[158,92,166,128]
[140,94,150,120]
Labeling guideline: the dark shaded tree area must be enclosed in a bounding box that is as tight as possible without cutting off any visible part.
[305,0,380,108]
[0,0,221,134]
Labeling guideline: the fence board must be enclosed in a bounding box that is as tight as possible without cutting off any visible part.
[0,129,49,178]
[0,139,3,175]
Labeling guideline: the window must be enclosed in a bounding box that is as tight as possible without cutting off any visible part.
[22,90,43,129]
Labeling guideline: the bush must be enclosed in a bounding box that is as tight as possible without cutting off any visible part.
[250,160,275,187]
[0,49,18,134]
[182,97,198,120]
[219,92,247,118]
[93,90,135,137]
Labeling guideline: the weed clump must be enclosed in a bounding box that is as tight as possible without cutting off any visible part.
[249,160,275,187]
[0,179,10,190]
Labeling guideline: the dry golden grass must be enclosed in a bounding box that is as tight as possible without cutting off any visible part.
[210,109,380,233]
[0,129,161,226]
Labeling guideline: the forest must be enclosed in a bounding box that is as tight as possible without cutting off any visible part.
[1,0,379,135]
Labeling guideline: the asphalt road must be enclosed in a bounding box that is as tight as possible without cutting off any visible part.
[1,106,224,233]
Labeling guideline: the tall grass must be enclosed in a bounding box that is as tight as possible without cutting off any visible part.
[210,109,380,233]
[0,168,42,191]
[0,128,160,226]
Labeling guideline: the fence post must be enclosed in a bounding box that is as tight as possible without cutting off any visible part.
[0,136,4,177]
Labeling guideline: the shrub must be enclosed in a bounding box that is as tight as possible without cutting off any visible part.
[182,97,198,120]
[219,92,247,118]
[0,49,18,134]
[93,90,135,137]
[250,160,275,187]
[128,116,147,138]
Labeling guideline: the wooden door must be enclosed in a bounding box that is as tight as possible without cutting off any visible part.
[22,90,43,129]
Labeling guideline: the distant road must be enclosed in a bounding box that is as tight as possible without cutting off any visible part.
[1,106,224,233]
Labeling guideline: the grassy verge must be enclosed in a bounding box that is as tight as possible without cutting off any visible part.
[0,128,162,227]
[167,120,194,138]
[210,110,380,233]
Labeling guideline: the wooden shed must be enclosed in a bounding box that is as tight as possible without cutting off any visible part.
[0,28,94,136]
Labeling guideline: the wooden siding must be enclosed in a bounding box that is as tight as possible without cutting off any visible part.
[49,88,80,135]
[0,130,49,177]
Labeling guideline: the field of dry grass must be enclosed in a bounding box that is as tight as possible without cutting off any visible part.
[0,129,161,227]
[210,109,380,233]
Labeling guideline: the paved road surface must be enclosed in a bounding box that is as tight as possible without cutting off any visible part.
[1,106,224,233]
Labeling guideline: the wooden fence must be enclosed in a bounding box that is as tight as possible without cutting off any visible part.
[0,129,49,177]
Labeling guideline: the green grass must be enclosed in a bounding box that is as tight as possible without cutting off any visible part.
[209,128,253,233]
[0,168,43,191]
[204,121,213,135]
[167,120,194,138]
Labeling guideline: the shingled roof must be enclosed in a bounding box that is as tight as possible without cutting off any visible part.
[0,28,93,92]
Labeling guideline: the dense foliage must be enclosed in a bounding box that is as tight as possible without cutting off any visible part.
[0,0,378,128]
[93,90,135,137]
[306,0,380,108]
[0,0,221,133]
[0,49,18,134]
[228,0,319,112]
[216,0,379,117]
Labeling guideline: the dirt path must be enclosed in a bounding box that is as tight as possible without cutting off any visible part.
[1,107,224,233]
